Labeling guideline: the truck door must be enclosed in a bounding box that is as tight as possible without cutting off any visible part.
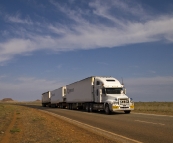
[99,89,102,102]
[95,80,102,103]
[96,89,99,102]
[96,89,102,102]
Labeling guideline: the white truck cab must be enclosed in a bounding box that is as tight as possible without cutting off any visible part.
[93,77,134,114]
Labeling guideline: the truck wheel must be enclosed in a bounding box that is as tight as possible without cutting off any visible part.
[71,104,74,110]
[105,104,111,115]
[85,103,89,112]
[68,104,70,109]
[89,103,93,112]
[124,110,131,114]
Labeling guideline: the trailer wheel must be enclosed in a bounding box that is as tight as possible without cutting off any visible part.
[105,104,111,115]
[68,104,70,109]
[124,110,131,114]
[71,104,74,110]
[60,104,62,108]
[70,104,73,110]
[85,103,89,112]
[89,103,93,112]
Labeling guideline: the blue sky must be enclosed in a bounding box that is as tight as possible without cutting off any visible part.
[0,0,173,101]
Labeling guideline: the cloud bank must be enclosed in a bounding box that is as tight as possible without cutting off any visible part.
[0,0,173,64]
[0,76,66,101]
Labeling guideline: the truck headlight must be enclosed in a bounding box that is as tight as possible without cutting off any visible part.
[112,101,118,104]
[130,98,133,103]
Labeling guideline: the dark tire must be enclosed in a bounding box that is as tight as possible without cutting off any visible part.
[85,103,89,112]
[89,103,93,112]
[124,110,131,114]
[105,104,111,115]
[71,104,74,110]
[68,104,70,110]
[70,104,73,110]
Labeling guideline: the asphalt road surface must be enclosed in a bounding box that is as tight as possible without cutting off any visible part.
[24,104,173,143]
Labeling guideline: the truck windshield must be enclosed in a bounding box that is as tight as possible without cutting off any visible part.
[105,88,122,94]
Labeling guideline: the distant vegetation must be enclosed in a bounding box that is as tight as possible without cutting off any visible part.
[133,102,173,115]
[1,98,14,102]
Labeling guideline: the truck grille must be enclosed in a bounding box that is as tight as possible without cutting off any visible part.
[119,99,129,105]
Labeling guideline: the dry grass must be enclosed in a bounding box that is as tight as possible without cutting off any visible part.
[0,103,117,143]
[132,102,173,115]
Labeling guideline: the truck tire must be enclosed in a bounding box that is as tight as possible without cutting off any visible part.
[124,110,131,114]
[85,103,89,112]
[105,104,111,115]
[60,104,62,108]
[68,104,70,109]
[71,104,74,110]
[89,103,93,112]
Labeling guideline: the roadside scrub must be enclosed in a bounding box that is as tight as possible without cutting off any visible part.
[0,103,116,143]
[132,102,173,115]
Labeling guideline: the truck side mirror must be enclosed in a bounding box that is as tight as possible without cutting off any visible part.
[99,89,102,95]
[123,88,126,94]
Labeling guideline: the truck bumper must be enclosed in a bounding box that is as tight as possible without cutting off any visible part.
[111,104,134,111]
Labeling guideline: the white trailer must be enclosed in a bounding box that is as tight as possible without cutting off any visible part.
[50,86,67,108]
[66,76,134,114]
[42,91,51,107]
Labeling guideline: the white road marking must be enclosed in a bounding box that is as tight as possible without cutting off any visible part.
[135,120,165,125]
[40,110,142,143]
[132,112,173,117]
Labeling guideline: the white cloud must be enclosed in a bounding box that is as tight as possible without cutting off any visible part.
[0,0,173,64]
[0,77,66,101]
[0,38,37,62]
[6,13,33,24]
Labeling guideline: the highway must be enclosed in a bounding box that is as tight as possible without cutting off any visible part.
[25,105,173,143]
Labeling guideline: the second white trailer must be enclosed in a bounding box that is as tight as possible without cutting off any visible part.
[50,86,67,108]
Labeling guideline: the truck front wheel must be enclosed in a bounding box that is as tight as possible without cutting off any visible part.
[105,104,111,115]
[124,110,131,114]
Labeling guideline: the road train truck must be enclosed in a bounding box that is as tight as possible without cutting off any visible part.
[50,86,67,108]
[66,76,134,114]
[42,91,51,107]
